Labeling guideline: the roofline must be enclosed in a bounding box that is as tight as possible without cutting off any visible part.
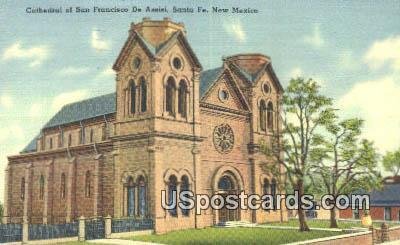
[223,53,271,61]
[42,112,115,131]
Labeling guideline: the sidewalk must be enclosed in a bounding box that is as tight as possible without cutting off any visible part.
[88,239,164,245]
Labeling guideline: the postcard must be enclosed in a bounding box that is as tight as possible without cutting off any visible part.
[0,1,399,244]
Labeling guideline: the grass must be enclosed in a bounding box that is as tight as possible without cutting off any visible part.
[266,219,396,229]
[128,227,344,245]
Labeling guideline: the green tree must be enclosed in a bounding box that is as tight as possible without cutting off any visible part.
[263,78,335,231]
[310,117,381,228]
[382,149,400,176]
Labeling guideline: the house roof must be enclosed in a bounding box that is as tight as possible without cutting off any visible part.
[199,67,224,98]
[369,183,400,207]
[20,93,116,153]
[43,93,116,129]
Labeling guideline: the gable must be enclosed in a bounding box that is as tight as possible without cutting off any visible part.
[155,31,202,70]
[252,66,280,95]
[228,61,284,93]
[202,70,250,112]
[113,30,202,71]
[113,31,156,71]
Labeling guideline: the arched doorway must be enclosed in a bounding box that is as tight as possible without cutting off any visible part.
[217,174,240,222]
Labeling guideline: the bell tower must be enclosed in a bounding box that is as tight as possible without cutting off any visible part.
[112,18,202,137]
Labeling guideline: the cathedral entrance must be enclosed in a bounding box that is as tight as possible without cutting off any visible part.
[217,175,240,222]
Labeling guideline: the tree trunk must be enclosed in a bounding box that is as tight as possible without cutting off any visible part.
[297,180,310,231]
[330,208,338,228]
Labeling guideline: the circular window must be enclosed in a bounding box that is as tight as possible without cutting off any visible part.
[132,57,141,70]
[263,83,270,94]
[219,89,229,101]
[172,57,182,70]
[213,124,234,153]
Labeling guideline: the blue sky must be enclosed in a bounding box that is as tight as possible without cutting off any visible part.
[0,0,400,201]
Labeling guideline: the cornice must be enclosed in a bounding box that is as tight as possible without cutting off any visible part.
[8,141,113,163]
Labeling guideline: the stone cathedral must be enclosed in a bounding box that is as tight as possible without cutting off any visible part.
[4,18,286,233]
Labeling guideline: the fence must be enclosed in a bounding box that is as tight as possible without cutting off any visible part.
[0,216,154,243]
[28,222,78,240]
[85,218,105,240]
[0,223,22,243]
[112,218,153,233]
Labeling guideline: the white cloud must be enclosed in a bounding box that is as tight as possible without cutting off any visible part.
[2,42,50,67]
[0,94,13,109]
[338,75,400,152]
[58,66,89,76]
[91,28,111,51]
[364,35,400,71]
[223,19,246,43]
[304,24,325,48]
[52,90,88,111]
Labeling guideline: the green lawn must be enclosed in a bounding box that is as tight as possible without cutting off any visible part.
[266,219,394,229]
[129,227,344,245]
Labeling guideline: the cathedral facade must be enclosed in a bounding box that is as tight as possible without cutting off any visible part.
[3,18,286,233]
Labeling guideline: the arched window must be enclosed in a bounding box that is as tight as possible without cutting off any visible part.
[260,100,267,131]
[49,138,53,150]
[218,175,235,191]
[271,178,277,209]
[267,102,274,129]
[137,175,147,217]
[140,78,147,112]
[130,80,136,114]
[181,175,190,216]
[39,175,45,200]
[166,77,176,114]
[89,129,94,143]
[21,178,25,200]
[68,134,72,147]
[127,177,135,217]
[61,173,66,199]
[178,80,187,117]
[85,171,91,198]
[168,175,178,217]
